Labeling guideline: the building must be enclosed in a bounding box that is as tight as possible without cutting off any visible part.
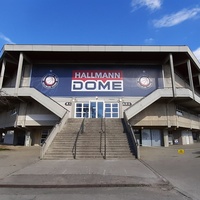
[0,45,200,158]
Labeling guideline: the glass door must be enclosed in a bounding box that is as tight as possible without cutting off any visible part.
[90,101,104,118]
[75,101,119,118]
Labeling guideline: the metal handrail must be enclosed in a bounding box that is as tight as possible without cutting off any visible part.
[104,119,106,159]
[100,118,106,159]
[40,110,69,158]
[72,118,85,159]
[123,112,140,159]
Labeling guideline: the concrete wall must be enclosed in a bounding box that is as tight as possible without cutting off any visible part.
[31,128,43,146]
[181,130,194,145]
[177,111,200,129]
[163,64,190,89]
[0,109,18,129]
[175,73,190,88]
[17,101,59,127]
[129,101,200,130]
[163,64,172,88]
[3,72,17,88]
[21,64,31,87]
[129,102,173,127]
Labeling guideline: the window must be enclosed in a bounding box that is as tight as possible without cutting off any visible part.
[105,103,119,118]
[75,102,119,118]
[75,103,89,118]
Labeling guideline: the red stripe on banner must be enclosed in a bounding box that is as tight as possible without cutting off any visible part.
[72,70,123,82]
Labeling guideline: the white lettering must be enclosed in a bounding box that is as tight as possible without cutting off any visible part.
[71,80,123,92]
[74,72,81,78]
[74,72,122,79]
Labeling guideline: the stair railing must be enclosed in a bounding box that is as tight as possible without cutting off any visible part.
[123,112,140,159]
[100,117,106,159]
[72,118,85,159]
[40,110,69,158]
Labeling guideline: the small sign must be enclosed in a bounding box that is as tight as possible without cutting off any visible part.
[178,149,185,154]
[123,102,132,106]
[65,102,72,106]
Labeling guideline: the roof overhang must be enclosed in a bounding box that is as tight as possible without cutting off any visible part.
[1,44,199,67]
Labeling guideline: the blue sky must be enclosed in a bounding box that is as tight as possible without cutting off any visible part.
[0,0,200,61]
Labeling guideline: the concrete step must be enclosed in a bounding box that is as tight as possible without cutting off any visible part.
[75,151,101,155]
[46,148,72,151]
[47,146,72,150]
[43,156,74,160]
[76,155,104,159]
[44,117,135,160]
[45,152,73,156]
[51,142,74,145]
[105,156,135,160]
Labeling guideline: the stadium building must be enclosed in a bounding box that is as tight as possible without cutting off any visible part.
[0,45,200,159]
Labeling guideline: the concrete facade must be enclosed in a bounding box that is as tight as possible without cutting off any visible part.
[0,45,200,148]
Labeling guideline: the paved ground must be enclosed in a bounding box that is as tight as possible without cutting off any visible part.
[0,143,199,199]
[0,145,166,187]
[140,143,200,200]
[0,187,189,200]
[0,145,40,179]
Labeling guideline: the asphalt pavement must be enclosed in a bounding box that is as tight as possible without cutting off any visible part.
[0,143,200,200]
[0,145,167,188]
[140,143,200,200]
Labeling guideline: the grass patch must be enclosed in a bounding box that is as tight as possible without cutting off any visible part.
[0,147,10,151]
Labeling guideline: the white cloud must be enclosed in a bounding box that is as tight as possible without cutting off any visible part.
[144,38,155,44]
[0,33,15,44]
[153,7,200,28]
[131,0,162,11]
[193,47,200,62]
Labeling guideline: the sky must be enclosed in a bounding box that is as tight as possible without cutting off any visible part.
[0,0,200,61]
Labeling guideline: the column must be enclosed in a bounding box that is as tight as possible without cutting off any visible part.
[24,131,31,146]
[187,59,195,99]
[0,60,6,89]
[15,53,24,95]
[198,74,200,87]
[169,54,176,97]
[163,130,169,147]
[0,132,2,143]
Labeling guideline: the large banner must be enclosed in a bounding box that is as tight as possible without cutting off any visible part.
[72,70,123,92]
[30,64,163,97]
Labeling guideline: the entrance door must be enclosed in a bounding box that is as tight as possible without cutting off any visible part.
[141,129,151,146]
[151,129,161,146]
[90,101,104,118]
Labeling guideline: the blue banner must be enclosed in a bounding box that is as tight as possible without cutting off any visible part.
[30,64,163,97]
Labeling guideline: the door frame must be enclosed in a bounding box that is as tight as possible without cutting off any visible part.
[89,100,104,118]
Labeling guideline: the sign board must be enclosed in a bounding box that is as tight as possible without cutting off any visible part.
[122,102,132,106]
[178,149,185,154]
[30,65,163,97]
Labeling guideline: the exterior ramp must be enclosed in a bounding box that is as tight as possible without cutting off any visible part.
[124,88,174,121]
[2,88,67,118]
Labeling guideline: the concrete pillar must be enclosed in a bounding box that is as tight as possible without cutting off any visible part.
[21,64,32,87]
[169,54,176,97]
[119,98,123,118]
[71,98,76,118]
[198,74,200,87]
[0,60,6,89]
[24,131,31,146]
[187,59,195,99]
[163,130,169,147]
[15,53,24,95]
[18,102,28,127]
[32,131,41,146]
[0,132,2,143]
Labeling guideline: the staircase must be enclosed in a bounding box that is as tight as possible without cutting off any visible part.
[43,118,83,160]
[43,118,135,160]
[105,118,135,159]
[75,118,103,159]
